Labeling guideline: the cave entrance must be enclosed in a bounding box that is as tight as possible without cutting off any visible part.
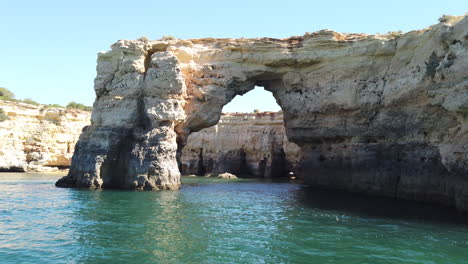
[179,86,296,179]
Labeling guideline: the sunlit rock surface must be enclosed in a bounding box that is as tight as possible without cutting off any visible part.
[58,15,468,210]
[180,112,301,178]
[0,100,90,172]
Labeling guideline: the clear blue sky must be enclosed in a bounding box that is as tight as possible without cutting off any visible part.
[1,0,465,112]
[223,87,281,113]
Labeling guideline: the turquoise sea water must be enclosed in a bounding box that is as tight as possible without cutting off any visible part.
[0,173,467,264]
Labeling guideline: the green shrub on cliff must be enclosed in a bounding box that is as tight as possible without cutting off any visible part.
[138,36,149,42]
[0,108,9,122]
[0,87,15,100]
[161,35,176,41]
[40,104,64,111]
[22,98,40,106]
[66,102,92,111]
[0,88,43,106]
[387,30,404,38]
[46,104,63,108]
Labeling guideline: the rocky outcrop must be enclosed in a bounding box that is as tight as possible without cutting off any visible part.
[180,112,301,177]
[59,15,468,210]
[217,172,238,179]
[0,100,90,172]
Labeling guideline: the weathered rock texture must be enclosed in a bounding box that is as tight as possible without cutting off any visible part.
[59,15,468,210]
[0,100,90,172]
[180,112,301,177]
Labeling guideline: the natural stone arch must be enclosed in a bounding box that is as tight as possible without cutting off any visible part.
[178,86,294,179]
[57,16,468,210]
[177,85,293,179]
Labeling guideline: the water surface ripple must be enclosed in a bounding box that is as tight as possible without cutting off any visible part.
[0,173,467,264]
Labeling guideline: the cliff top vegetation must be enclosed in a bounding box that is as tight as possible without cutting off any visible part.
[0,87,92,111]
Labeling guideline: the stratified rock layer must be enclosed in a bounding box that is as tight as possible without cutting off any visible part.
[59,15,468,210]
[180,112,301,177]
[0,100,90,171]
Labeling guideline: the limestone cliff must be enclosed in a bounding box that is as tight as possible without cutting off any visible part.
[0,100,90,172]
[180,112,301,177]
[58,15,468,210]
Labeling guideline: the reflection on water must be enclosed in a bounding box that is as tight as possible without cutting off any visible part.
[296,187,468,225]
[0,173,467,264]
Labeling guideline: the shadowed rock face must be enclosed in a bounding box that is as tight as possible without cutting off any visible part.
[57,15,468,210]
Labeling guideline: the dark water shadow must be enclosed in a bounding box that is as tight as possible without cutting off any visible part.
[294,186,468,226]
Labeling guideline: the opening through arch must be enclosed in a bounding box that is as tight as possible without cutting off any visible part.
[179,86,300,179]
[222,86,281,113]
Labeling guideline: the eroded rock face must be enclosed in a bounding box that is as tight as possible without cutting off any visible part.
[59,16,468,210]
[0,100,90,172]
[180,112,301,177]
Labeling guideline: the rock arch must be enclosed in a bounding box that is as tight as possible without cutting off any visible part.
[180,87,295,179]
[57,16,468,210]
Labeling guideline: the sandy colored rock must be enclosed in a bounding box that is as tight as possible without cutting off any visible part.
[180,112,301,178]
[217,172,238,179]
[59,15,468,210]
[0,100,90,172]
